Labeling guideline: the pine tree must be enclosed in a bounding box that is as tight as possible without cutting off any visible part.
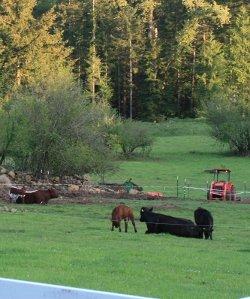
[197,34,226,105]
[172,0,230,116]
[56,0,247,119]
[136,0,165,120]
[198,5,249,109]
[111,1,145,118]
[0,0,72,100]
[226,6,250,108]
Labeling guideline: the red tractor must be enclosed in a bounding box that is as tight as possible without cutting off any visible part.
[207,168,236,201]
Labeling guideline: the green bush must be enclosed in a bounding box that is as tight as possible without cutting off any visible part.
[207,103,250,156]
[114,119,153,158]
[0,81,118,176]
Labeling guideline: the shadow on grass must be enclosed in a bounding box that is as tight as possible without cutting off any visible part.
[0,248,26,254]
[188,150,233,157]
[125,150,233,163]
[237,249,250,253]
[0,229,25,233]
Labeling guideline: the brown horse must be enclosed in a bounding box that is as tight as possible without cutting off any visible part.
[111,204,137,233]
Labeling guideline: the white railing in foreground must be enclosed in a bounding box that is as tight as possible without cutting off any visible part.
[0,278,158,299]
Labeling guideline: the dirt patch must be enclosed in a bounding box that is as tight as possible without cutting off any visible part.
[206,198,250,204]
[233,199,250,204]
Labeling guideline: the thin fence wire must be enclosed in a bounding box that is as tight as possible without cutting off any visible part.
[2,181,249,232]
[1,180,249,205]
[0,208,249,231]
[120,183,249,199]
[7,181,250,201]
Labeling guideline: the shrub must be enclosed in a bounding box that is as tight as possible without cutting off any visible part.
[0,109,13,165]
[114,120,153,158]
[1,81,118,176]
[207,103,250,156]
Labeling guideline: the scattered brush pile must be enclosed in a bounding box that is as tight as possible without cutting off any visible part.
[0,167,166,202]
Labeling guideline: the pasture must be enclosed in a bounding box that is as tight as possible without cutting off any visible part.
[103,118,250,199]
[0,200,249,299]
[0,119,249,298]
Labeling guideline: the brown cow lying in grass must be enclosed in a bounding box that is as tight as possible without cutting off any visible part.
[111,204,137,233]
[9,187,58,204]
[23,189,58,204]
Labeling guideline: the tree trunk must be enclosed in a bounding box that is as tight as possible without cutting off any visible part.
[92,0,96,102]
[117,60,121,115]
[129,33,133,119]
[177,69,181,116]
[191,48,196,115]
[16,62,21,87]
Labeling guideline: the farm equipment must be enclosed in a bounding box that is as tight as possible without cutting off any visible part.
[98,179,143,193]
[207,168,236,201]
[123,178,143,193]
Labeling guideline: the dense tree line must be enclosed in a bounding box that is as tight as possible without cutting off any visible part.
[0,0,249,174]
[0,0,249,119]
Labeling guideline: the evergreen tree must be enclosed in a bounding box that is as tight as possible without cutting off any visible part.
[0,0,72,101]
[136,0,165,120]
[172,0,230,116]
[226,6,250,108]
[1,0,248,119]
[109,0,144,118]
[199,5,249,108]
[204,6,250,156]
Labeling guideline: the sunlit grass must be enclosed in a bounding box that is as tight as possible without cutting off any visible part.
[0,200,249,299]
[0,118,249,298]
[98,119,249,199]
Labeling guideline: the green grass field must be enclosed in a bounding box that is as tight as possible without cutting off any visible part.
[0,200,249,298]
[100,118,250,199]
[0,119,249,298]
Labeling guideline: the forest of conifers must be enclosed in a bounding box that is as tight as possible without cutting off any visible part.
[0,0,249,175]
[0,0,249,119]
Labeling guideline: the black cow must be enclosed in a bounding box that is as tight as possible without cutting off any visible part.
[194,207,214,240]
[140,207,203,238]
